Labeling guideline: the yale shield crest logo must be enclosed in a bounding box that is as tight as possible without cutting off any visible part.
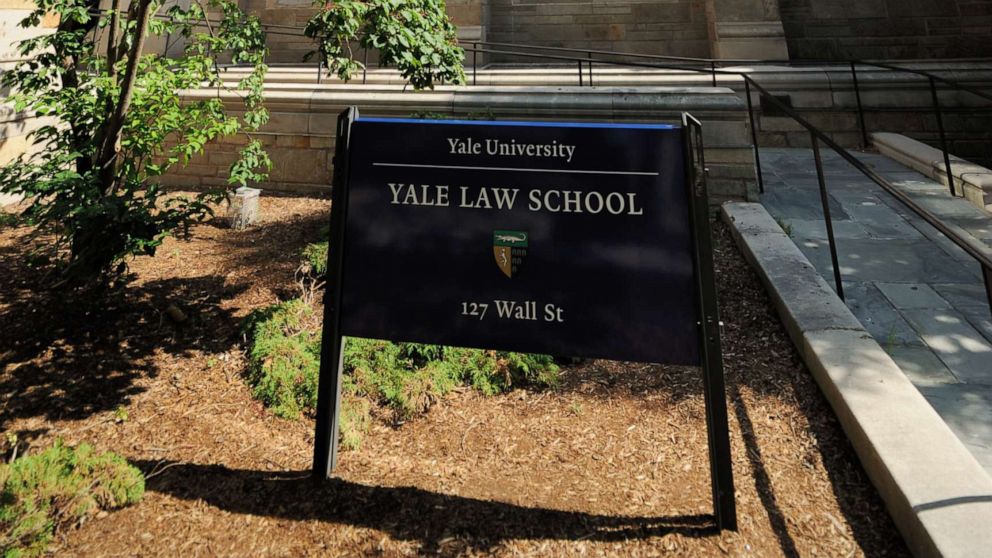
[493,230,528,278]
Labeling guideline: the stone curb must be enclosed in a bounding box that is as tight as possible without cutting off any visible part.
[722,201,992,558]
[872,132,992,212]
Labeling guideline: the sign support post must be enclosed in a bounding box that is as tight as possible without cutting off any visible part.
[683,114,737,531]
[313,107,359,479]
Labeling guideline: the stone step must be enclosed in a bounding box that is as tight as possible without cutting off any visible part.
[215,65,992,104]
[872,132,992,212]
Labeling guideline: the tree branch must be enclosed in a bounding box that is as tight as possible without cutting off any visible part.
[106,0,121,78]
[96,0,155,193]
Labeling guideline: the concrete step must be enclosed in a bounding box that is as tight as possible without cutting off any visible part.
[872,132,992,212]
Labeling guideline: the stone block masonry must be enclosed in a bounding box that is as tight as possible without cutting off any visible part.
[162,85,756,205]
[488,0,711,58]
[779,0,992,59]
[240,0,990,63]
[161,0,992,64]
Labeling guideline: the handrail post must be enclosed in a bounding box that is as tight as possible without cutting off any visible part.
[744,78,765,194]
[711,61,717,86]
[984,266,992,322]
[811,133,845,301]
[472,42,477,86]
[850,61,868,148]
[929,76,957,197]
[316,39,323,84]
[578,60,583,86]
[588,51,593,87]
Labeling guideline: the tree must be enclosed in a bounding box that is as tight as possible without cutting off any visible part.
[0,0,465,288]
[0,0,270,287]
[304,0,465,89]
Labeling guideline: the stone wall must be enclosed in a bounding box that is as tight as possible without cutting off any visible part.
[245,0,992,63]
[240,0,313,64]
[779,0,992,59]
[0,0,58,185]
[487,0,710,58]
[248,0,489,64]
[164,85,757,206]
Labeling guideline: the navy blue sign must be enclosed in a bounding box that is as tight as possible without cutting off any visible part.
[339,118,700,365]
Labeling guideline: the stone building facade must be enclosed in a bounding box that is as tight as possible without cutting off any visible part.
[256,0,991,63]
[779,0,992,59]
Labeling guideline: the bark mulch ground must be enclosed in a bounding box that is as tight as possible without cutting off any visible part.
[0,195,908,556]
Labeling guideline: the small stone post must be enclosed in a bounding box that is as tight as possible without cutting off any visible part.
[227,186,261,230]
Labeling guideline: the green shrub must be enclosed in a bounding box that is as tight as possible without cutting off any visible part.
[301,241,328,276]
[339,394,371,451]
[242,299,561,447]
[0,211,18,229]
[242,299,322,420]
[344,340,559,417]
[346,340,559,416]
[0,440,144,557]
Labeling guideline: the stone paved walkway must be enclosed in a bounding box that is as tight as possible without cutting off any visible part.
[759,148,992,473]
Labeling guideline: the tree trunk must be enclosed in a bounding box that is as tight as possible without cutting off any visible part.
[106,0,121,78]
[96,0,155,193]
[56,0,101,176]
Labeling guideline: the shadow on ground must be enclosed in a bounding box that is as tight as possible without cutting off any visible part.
[0,209,907,556]
[0,273,249,432]
[137,461,716,554]
[0,204,329,434]
[712,220,907,558]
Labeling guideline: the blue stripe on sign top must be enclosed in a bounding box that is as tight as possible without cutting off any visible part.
[356,117,679,130]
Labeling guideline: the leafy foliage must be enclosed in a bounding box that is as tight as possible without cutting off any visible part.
[0,440,144,557]
[304,0,465,89]
[301,241,329,277]
[242,299,560,447]
[0,0,270,286]
[0,211,19,229]
[345,339,560,418]
[242,298,322,420]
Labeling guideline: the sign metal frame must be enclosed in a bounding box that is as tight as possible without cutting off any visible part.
[312,107,737,531]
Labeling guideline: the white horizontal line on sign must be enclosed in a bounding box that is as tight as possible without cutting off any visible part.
[372,162,660,176]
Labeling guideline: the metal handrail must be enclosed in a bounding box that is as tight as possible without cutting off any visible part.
[474,44,992,265]
[466,43,992,195]
[856,61,992,103]
[149,24,992,311]
[473,40,992,102]
[746,74,992,272]
[460,44,992,311]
